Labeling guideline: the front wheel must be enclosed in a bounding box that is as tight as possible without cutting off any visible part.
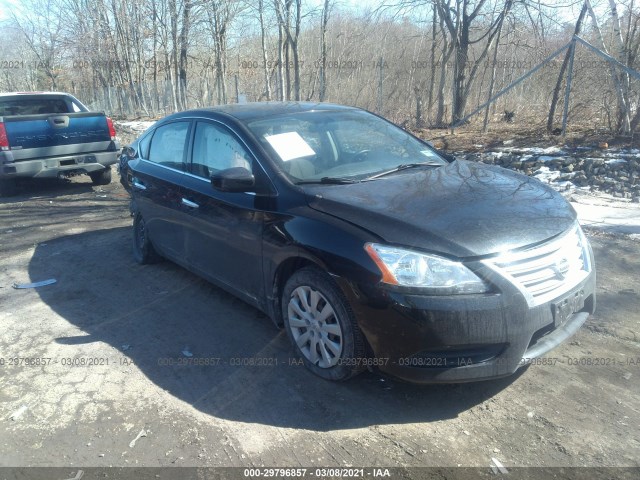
[90,168,112,186]
[282,267,366,381]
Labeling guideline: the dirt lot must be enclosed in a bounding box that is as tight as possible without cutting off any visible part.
[0,171,639,474]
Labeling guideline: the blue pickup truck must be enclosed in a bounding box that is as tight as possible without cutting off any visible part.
[0,92,120,196]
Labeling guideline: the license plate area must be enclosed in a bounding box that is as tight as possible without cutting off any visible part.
[552,289,585,327]
[58,155,95,167]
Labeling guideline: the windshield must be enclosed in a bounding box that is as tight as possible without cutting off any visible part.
[246,110,447,183]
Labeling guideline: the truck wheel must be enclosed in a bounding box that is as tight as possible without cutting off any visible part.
[282,267,366,381]
[0,178,18,197]
[90,168,112,186]
[133,213,161,264]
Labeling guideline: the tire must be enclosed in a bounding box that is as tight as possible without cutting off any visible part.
[0,178,18,197]
[132,212,161,264]
[282,267,366,381]
[90,168,112,186]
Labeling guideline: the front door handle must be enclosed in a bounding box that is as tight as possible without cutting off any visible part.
[133,181,147,191]
[181,198,199,209]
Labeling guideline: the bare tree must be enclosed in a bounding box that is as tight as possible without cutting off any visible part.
[585,0,631,132]
[10,0,66,90]
[319,0,332,101]
[482,2,509,132]
[274,0,302,100]
[178,0,192,109]
[205,1,233,104]
[546,2,587,133]
[258,0,273,100]
[435,0,514,124]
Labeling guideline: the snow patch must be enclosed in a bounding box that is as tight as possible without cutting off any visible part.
[533,166,561,183]
[605,158,628,165]
[508,146,565,155]
[117,120,156,132]
[571,196,640,236]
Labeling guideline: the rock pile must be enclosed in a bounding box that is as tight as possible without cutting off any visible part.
[459,147,640,203]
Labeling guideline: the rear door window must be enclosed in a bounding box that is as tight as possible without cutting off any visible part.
[148,121,190,171]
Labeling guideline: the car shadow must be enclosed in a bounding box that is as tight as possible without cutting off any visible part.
[1,177,100,202]
[29,226,522,431]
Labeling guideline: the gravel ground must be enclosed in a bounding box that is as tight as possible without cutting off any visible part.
[0,173,639,477]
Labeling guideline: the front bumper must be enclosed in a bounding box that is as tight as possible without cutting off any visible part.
[339,267,596,384]
[0,151,118,179]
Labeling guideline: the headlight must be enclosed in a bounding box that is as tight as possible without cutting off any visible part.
[364,243,489,294]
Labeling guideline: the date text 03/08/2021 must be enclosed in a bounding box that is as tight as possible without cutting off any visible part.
[243,468,391,478]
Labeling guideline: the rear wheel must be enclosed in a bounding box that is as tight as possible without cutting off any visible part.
[90,168,112,186]
[282,267,366,381]
[0,178,17,197]
[133,213,161,264]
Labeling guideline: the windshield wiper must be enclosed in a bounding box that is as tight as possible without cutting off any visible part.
[364,162,442,181]
[296,177,358,185]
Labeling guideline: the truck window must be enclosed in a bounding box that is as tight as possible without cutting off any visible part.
[0,98,71,116]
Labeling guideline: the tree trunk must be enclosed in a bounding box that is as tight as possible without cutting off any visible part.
[258,0,272,100]
[427,4,437,124]
[483,15,505,133]
[608,0,632,133]
[585,0,630,133]
[415,86,424,127]
[151,0,159,115]
[178,0,191,110]
[277,23,285,100]
[319,0,330,101]
[168,0,180,110]
[435,18,453,127]
[547,3,586,133]
[292,0,301,100]
[436,0,511,125]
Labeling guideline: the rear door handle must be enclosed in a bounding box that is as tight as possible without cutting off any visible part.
[133,181,146,191]
[181,198,199,209]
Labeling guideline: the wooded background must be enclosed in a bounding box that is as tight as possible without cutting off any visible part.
[2,0,640,136]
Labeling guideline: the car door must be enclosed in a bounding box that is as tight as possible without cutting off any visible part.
[180,120,266,305]
[129,120,191,262]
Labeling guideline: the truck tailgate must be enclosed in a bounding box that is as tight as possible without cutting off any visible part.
[3,113,113,161]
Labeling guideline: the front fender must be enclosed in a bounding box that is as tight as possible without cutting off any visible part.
[262,209,383,325]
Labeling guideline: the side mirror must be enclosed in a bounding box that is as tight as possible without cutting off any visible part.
[124,145,137,159]
[211,167,255,193]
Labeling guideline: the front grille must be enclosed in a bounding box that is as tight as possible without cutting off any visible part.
[487,224,592,306]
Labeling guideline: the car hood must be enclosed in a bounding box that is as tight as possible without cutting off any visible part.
[306,160,577,258]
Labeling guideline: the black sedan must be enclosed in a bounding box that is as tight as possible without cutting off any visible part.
[120,102,596,383]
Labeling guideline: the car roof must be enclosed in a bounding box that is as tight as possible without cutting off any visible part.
[176,101,360,122]
[0,91,73,97]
